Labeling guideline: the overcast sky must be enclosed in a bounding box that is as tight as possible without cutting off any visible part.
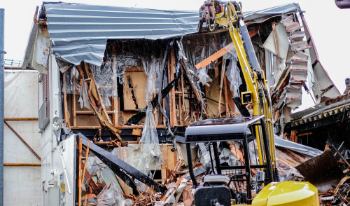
[1,0,349,110]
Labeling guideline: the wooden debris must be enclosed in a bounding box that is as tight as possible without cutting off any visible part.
[80,62,127,146]
[81,140,90,186]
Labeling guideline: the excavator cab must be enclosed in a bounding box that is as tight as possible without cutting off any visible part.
[185,115,275,205]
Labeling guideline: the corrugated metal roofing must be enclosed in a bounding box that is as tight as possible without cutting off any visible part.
[43,2,199,65]
[244,3,300,22]
[41,2,300,66]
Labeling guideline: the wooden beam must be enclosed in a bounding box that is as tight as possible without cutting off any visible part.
[4,163,41,166]
[63,73,71,129]
[225,77,236,114]
[81,162,100,195]
[195,43,234,70]
[290,130,297,143]
[82,62,126,146]
[181,60,202,104]
[272,23,280,58]
[297,132,312,137]
[81,140,90,186]
[177,77,183,125]
[76,111,114,115]
[4,118,38,121]
[4,121,41,161]
[170,49,177,126]
[224,76,229,117]
[249,27,260,38]
[275,110,280,121]
[217,59,226,117]
[181,73,186,123]
[195,29,258,71]
[112,97,119,127]
[215,59,221,78]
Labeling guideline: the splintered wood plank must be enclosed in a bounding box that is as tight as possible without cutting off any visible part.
[195,43,235,70]
[181,73,186,123]
[168,58,174,127]
[224,76,229,117]
[170,49,177,126]
[195,30,258,70]
[181,59,202,104]
[206,71,225,118]
[225,77,236,114]
[217,59,226,117]
[63,73,71,129]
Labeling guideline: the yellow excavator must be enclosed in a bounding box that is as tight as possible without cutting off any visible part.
[184,1,320,205]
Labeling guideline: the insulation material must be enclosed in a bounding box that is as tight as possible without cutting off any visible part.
[3,70,41,206]
[197,68,212,85]
[142,58,163,104]
[225,49,241,96]
[78,77,91,109]
[65,66,80,94]
[91,64,117,107]
[136,105,162,175]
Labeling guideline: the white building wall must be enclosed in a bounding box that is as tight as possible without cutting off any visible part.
[40,55,76,206]
[3,70,41,206]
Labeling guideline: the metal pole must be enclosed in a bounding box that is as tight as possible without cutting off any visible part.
[0,8,5,206]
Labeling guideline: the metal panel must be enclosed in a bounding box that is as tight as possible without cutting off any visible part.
[244,3,300,22]
[300,13,340,101]
[42,2,199,65]
[40,2,302,66]
[39,99,50,131]
[263,23,289,60]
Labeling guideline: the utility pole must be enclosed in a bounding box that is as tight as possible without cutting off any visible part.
[0,8,5,206]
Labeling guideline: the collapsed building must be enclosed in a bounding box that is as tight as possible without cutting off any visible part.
[20,1,346,205]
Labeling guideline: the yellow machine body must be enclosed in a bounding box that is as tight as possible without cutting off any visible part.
[252,181,319,206]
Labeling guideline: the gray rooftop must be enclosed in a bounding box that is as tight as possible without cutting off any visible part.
[38,2,300,65]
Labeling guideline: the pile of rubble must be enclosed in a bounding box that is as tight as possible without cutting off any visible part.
[74,134,324,206]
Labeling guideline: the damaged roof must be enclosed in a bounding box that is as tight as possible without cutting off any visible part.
[34,2,301,66]
[244,3,300,22]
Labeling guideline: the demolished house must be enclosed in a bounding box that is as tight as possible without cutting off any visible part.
[21,2,344,205]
